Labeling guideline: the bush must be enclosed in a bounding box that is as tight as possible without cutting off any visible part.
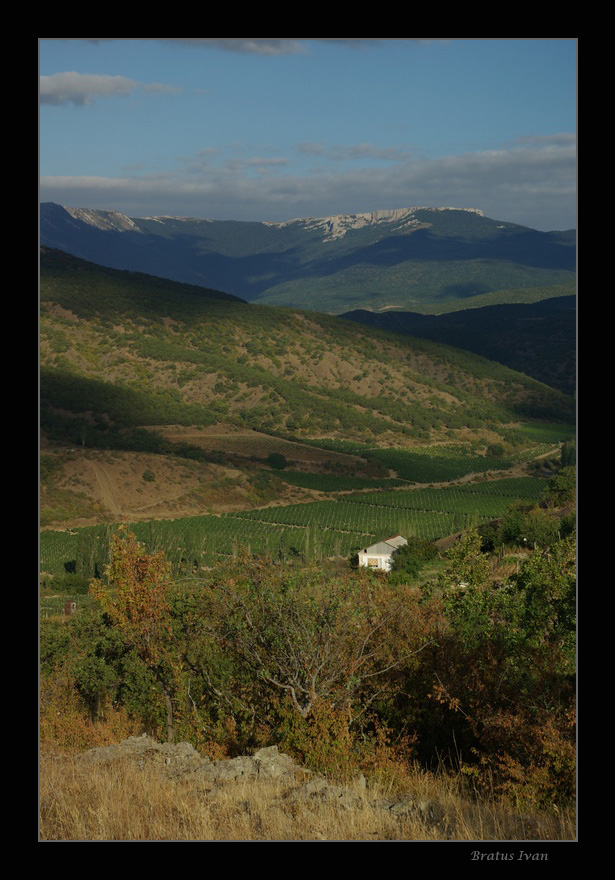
[40,667,139,754]
[485,442,505,458]
[391,538,438,579]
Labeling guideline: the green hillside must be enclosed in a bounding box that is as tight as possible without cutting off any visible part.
[342,294,576,395]
[40,203,576,313]
[40,248,573,448]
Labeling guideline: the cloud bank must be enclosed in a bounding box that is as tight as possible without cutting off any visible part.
[39,135,576,231]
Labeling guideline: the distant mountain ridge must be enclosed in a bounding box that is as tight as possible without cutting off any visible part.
[40,202,576,314]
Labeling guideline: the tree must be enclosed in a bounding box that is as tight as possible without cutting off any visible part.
[432,532,576,807]
[560,440,576,468]
[265,452,288,470]
[543,465,576,507]
[390,538,438,586]
[89,526,177,740]
[208,566,430,725]
[439,529,491,592]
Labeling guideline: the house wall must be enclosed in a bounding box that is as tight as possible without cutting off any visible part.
[358,553,394,572]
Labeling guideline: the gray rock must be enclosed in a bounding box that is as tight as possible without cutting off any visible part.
[78,736,456,832]
[253,746,300,779]
[285,776,364,811]
[80,734,209,776]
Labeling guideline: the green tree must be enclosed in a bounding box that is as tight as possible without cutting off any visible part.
[390,538,438,581]
[265,452,288,470]
[439,529,491,592]
[433,533,576,807]
[544,465,576,506]
[89,526,177,740]
[560,440,576,468]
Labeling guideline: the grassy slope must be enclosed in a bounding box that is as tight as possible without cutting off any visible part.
[341,294,576,395]
[40,249,574,528]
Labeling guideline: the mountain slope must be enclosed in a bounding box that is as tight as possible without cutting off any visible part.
[342,296,576,396]
[40,203,576,313]
[40,249,574,528]
[40,248,574,447]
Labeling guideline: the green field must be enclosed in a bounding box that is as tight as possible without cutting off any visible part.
[277,471,405,492]
[40,476,547,578]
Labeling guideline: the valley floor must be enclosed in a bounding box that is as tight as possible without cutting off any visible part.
[40,423,560,531]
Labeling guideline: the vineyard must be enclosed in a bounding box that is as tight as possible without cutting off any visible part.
[40,476,546,578]
[297,438,563,483]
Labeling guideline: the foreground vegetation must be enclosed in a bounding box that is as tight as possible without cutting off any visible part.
[40,468,576,840]
[39,751,574,841]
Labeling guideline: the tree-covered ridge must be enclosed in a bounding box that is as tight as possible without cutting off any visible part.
[40,203,576,313]
[342,294,576,396]
[40,249,574,453]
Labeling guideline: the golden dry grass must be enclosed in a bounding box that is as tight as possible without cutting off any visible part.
[39,752,575,842]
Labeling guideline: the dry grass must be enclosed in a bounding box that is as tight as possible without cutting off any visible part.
[39,752,575,842]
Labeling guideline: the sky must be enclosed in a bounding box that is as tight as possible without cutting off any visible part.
[39,38,577,231]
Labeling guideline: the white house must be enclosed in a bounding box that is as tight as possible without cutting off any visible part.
[357,534,407,572]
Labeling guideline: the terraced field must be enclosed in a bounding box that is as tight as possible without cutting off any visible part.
[40,476,547,577]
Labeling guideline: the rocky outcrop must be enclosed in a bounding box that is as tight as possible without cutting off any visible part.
[79,735,454,833]
[81,735,301,783]
[266,206,485,240]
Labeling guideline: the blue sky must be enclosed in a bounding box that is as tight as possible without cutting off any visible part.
[39,39,577,230]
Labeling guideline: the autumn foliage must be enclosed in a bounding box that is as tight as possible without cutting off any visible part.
[89,526,176,740]
[41,519,575,814]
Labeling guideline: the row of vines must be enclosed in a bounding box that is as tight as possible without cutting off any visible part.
[40,476,546,578]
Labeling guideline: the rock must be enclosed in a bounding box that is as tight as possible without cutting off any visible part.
[78,736,456,832]
[285,776,364,811]
[79,733,209,777]
[252,746,300,779]
[198,756,258,783]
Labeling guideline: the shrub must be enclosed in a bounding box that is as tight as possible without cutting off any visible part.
[265,452,288,470]
[40,667,139,754]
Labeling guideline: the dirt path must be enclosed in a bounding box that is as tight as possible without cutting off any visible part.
[89,462,122,516]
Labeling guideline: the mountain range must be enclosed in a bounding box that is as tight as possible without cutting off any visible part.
[40,202,576,314]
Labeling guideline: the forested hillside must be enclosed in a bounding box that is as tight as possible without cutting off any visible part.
[40,247,574,530]
[342,295,576,395]
[40,247,573,448]
[40,203,576,313]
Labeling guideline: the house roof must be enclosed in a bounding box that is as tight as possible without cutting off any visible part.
[384,534,407,548]
[361,535,407,556]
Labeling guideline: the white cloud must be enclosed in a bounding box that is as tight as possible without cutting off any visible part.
[40,72,181,106]
[160,38,306,55]
[514,132,577,146]
[40,136,577,231]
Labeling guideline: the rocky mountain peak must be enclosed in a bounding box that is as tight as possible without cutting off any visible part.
[264,206,485,240]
